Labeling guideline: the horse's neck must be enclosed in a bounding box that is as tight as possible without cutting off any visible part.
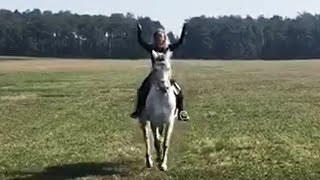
[148,91,171,111]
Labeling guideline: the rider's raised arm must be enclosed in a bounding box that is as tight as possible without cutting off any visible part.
[169,23,187,51]
[137,24,152,53]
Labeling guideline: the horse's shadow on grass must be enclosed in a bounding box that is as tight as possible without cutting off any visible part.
[6,161,135,180]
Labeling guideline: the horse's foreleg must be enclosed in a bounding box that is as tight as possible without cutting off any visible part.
[141,122,153,168]
[152,124,163,164]
[160,121,174,171]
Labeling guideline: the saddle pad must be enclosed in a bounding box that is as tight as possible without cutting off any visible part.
[172,81,181,95]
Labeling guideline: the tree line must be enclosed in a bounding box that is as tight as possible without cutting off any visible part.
[1,9,320,60]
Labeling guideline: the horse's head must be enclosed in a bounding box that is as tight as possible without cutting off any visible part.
[151,50,172,93]
[152,49,172,63]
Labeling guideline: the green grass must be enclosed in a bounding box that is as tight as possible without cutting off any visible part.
[1,59,320,179]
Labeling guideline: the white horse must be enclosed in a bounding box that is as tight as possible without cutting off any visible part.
[138,49,177,171]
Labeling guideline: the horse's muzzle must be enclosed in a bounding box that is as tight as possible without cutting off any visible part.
[159,86,169,93]
[158,81,170,93]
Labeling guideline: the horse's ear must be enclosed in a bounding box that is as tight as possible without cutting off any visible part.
[152,50,159,59]
[165,50,173,59]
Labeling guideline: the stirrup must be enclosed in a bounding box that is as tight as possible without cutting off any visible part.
[178,110,190,121]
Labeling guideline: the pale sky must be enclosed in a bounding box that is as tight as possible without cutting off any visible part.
[2,0,320,34]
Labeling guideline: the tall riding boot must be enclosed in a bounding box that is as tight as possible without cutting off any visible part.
[176,90,190,121]
[131,74,152,119]
[131,90,143,119]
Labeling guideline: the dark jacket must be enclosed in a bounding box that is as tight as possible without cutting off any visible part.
[137,24,187,67]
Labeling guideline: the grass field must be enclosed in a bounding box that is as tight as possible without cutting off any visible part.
[1,58,320,180]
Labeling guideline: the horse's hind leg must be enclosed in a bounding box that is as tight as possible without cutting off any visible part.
[160,122,174,171]
[151,124,163,164]
[141,121,153,168]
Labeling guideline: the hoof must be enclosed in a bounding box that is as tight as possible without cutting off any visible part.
[146,161,153,168]
[159,164,168,171]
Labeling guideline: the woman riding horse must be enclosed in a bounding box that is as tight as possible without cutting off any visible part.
[130,23,190,121]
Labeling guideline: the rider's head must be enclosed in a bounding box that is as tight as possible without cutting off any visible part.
[152,28,170,50]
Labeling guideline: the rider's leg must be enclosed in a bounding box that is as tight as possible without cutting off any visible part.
[170,79,190,121]
[131,73,152,119]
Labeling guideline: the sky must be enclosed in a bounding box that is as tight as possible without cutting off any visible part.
[2,0,320,34]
